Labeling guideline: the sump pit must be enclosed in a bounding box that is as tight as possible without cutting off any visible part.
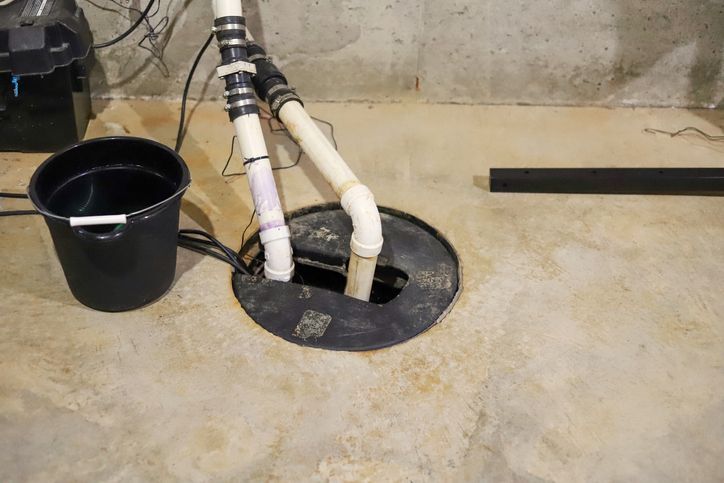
[291,261,408,305]
[233,204,462,351]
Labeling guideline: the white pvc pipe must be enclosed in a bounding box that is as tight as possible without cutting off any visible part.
[231,105,294,282]
[279,101,359,198]
[345,253,377,303]
[212,0,241,17]
[215,0,294,282]
[278,101,383,301]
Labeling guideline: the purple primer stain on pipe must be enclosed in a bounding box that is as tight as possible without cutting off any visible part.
[249,166,285,231]
[260,220,286,231]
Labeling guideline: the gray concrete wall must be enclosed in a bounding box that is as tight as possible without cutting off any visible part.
[85,0,724,108]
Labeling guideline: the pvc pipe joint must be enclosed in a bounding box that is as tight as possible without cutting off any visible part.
[341,184,384,258]
[259,225,291,245]
[259,225,294,281]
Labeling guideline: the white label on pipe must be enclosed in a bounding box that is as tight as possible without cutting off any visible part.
[70,215,128,227]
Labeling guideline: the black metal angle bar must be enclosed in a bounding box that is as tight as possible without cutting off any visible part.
[489,168,724,197]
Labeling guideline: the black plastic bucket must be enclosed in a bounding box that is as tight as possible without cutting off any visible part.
[28,137,191,312]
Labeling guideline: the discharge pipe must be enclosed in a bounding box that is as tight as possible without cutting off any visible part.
[212,0,294,282]
[246,38,384,301]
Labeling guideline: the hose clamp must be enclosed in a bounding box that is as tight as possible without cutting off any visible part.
[217,60,257,78]
[223,87,255,98]
[270,91,302,116]
[266,84,287,97]
[212,23,246,33]
[225,99,257,112]
[218,38,247,49]
[247,53,270,63]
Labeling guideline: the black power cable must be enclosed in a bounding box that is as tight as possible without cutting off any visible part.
[0,192,28,199]
[0,192,35,216]
[0,210,38,217]
[178,229,251,274]
[241,209,257,247]
[93,0,157,49]
[178,239,240,267]
[179,229,244,266]
[175,33,214,152]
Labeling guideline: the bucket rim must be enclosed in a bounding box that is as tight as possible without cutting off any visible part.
[28,136,191,225]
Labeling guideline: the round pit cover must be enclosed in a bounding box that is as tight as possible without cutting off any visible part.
[233,204,462,351]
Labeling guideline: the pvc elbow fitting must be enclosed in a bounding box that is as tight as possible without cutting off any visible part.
[341,184,383,258]
[259,226,294,282]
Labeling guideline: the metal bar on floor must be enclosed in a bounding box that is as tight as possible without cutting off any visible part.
[489,168,724,197]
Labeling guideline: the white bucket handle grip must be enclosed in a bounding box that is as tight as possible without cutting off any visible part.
[70,215,128,227]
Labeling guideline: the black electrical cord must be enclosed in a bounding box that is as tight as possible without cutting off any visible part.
[175,32,214,152]
[0,210,38,217]
[178,229,251,274]
[0,192,37,216]
[178,239,243,268]
[180,239,239,267]
[238,209,266,275]
[178,241,247,273]
[179,229,244,267]
[241,209,257,247]
[177,237,246,273]
[93,0,157,49]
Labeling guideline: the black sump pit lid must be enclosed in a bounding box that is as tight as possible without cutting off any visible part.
[233,204,462,351]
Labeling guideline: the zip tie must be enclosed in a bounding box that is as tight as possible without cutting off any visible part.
[243,156,269,167]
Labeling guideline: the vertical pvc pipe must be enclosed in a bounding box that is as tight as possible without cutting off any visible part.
[212,0,241,17]
[232,116,294,281]
[214,0,294,281]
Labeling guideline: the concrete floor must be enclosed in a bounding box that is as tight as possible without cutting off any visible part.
[1,101,723,482]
